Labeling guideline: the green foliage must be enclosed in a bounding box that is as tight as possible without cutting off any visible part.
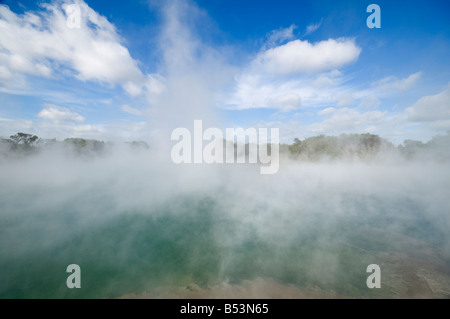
[0,132,41,157]
[63,138,105,155]
[126,141,150,150]
[287,133,392,161]
[399,131,450,160]
[1,131,449,162]
[10,132,39,146]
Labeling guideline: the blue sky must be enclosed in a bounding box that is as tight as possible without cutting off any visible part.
[0,0,449,144]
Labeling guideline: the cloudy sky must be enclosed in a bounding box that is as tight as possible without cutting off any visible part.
[0,0,449,144]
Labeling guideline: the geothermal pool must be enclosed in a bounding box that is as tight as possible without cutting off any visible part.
[1,152,449,298]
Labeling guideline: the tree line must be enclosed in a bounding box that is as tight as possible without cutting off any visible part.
[1,131,449,161]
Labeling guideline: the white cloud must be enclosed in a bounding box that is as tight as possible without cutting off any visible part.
[373,72,422,92]
[1,114,148,141]
[0,117,33,135]
[304,20,322,36]
[312,74,336,88]
[358,96,381,109]
[121,105,144,116]
[255,38,361,75]
[310,107,387,133]
[404,83,450,122]
[37,104,85,123]
[337,93,354,107]
[270,93,301,112]
[0,52,52,79]
[265,24,296,48]
[226,67,352,111]
[0,65,13,84]
[255,83,449,143]
[0,0,149,95]
[145,74,166,96]
[37,120,147,141]
[224,35,361,111]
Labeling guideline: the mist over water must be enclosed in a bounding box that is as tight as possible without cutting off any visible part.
[1,144,450,298]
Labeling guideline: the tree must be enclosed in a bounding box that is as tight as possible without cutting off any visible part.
[288,138,302,155]
[10,133,39,146]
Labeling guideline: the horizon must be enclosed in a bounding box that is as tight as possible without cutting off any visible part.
[2,129,450,147]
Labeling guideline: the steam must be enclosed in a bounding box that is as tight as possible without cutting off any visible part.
[1,140,450,298]
[144,0,235,136]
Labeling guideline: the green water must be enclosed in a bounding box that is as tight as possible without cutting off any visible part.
[1,191,448,299]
